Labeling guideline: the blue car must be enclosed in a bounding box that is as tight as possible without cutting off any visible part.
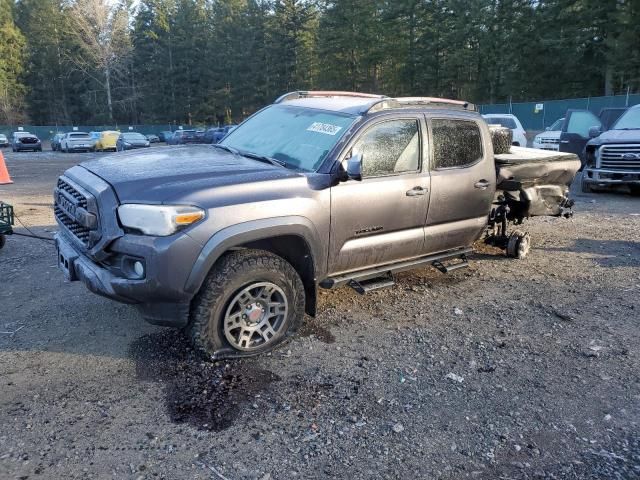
[116,132,151,151]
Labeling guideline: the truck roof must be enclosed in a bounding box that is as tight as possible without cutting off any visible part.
[275,91,475,115]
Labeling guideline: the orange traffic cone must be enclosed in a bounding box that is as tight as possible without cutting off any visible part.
[0,151,12,184]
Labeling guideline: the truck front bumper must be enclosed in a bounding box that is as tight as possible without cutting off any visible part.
[55,231,202,328]
[583,167,640,187]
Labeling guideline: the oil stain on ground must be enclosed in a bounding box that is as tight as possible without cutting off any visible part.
[129,331,280,431]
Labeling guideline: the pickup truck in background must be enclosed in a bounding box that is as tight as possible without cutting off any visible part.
[581,104,640,194]
[559,107,628,162]
[53,91,580,360]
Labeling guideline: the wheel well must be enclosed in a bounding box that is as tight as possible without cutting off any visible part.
[231,235,317,317]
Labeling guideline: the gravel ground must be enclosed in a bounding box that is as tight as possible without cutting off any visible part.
[0,148,639,480]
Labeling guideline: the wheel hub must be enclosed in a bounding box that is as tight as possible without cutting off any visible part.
[245,303,265,324]
[223,282,288,351]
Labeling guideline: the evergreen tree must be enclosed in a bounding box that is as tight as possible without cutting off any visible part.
[0,0,27,123]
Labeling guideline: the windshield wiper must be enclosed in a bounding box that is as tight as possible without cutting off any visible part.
[613,128,640,130]
[211,144,241,156]
[239,151,287,168]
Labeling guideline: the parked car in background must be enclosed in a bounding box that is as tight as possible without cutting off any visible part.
[482,114,527,146]
[532,117,564,151]
[558,108,628,163]
[94,131,120,152]
[203,127,220,144]
[12,132,42,152]
[116,132,151,151]
[598,107,627,131]
[158,131,174,143]
[61,132,94,153]
[89,131,101,148]
[582,104,640,194]
[145,134,160,143]
[203,125,238,144]
[167,129,199,145]
[0,134,8,148]
[51,133,65,151]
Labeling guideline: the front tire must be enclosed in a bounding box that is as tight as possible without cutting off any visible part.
[186,249,305,359]
[630,185,640,196]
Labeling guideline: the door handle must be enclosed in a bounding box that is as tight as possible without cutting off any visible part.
[406,186,427,196]
[474,180,490,190]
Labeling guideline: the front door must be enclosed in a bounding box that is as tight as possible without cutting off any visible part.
[425,116,496,253]
[559,109,603,162]
[329,117,430,275]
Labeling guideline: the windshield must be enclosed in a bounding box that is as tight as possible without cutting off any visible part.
[123,133,146,140]
[549,118,564,130]
[221,105,357,171]
[612,108,640,130]
[484,116,517,129]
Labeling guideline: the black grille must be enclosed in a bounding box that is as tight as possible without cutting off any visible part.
[55,178,91,246]
[600,145,640,171]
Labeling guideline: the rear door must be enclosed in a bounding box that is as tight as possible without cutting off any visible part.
[328,116,430,275]
[559,109,603,161]
[424,116,496,253]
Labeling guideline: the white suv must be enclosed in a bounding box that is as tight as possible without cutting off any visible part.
[532,118,564,151]
[482,114,527,147]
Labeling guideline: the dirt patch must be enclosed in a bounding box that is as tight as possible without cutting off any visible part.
[129,331,280,431]
[298,320,336,344]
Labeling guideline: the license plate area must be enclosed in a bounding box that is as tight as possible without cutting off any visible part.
[57,241,79,281]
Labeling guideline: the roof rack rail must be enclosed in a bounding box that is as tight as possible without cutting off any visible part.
[367,97,476,113]
[275,91,386,103]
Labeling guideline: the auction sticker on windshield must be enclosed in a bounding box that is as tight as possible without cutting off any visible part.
[307,122,343,135]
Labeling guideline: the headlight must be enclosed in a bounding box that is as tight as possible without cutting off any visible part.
[117,204,205,236]
[124,141,131,146]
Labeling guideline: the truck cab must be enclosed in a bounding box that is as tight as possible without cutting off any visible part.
[582,104,640,194]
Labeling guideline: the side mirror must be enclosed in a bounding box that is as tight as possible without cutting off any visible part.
[545,126,552,131]
[346,153,363,181]
[588,126,602,138]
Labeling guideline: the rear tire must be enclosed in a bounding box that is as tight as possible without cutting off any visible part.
[186,249,305,360]
[506,230,531,259]
[629,185,640,196]
[0,234,5,250]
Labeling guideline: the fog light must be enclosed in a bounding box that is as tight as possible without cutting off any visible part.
[133,261,145,278]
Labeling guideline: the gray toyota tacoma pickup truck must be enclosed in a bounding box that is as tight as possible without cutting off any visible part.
[54,91,580,359]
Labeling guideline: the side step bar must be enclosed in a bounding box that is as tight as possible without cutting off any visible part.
[348,274,396,294]
[320,247,473,290]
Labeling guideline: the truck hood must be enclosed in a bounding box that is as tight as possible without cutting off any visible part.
[80,145,302,203]
[534,130,561,140]
[588,128,640,147]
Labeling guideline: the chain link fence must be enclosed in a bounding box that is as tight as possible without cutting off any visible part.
[4,94,640,139]
[479,93,640,131]
[0,124,187,140]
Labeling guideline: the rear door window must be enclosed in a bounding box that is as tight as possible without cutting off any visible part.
[432,119,483,169]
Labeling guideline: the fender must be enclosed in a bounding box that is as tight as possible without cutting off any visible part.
[184,216,325,295]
